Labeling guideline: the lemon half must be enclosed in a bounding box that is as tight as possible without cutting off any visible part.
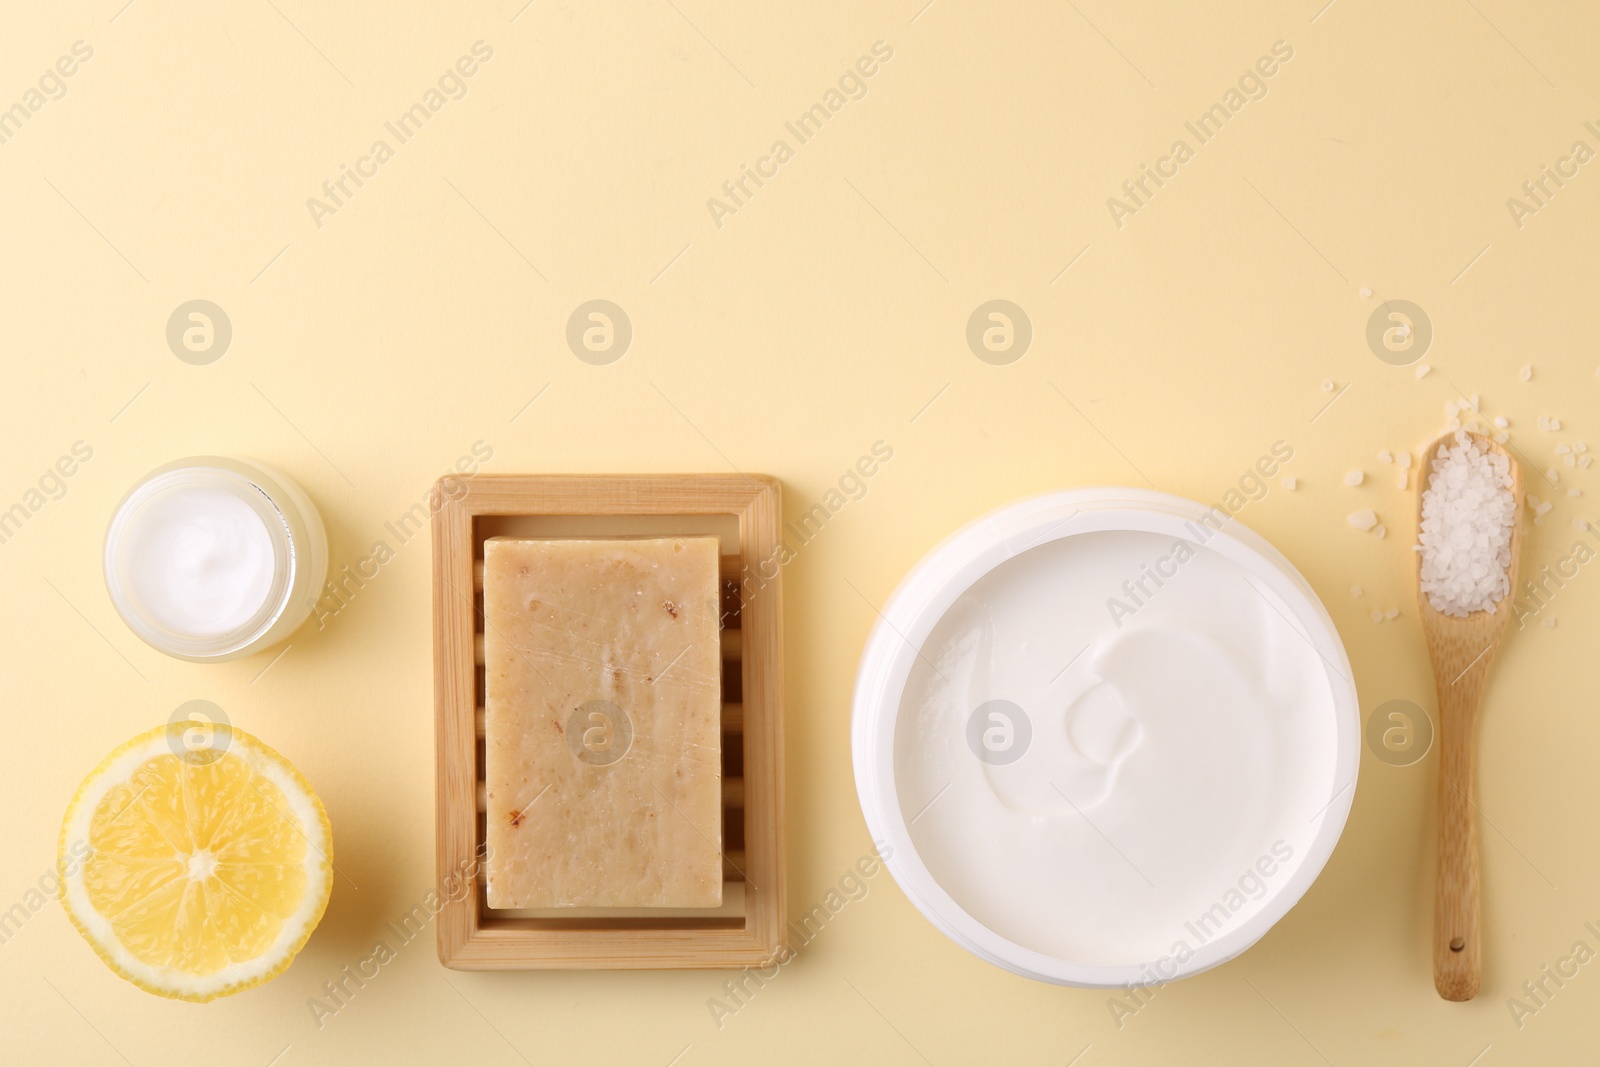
[58,723,333,1002]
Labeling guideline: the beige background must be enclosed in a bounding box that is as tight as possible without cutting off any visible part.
[2,0,1598,1063]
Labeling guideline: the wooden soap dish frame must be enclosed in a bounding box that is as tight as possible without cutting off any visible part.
[433,474,785,969]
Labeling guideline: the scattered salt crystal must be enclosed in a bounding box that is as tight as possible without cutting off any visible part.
[1521,364,1534,381]
[1371,610,1383,622]
[1538,416,1551,431]
[1582,456,1594,469]
[1374,524,1387,539]
[1360,286,1373,298]
[1347,509,1379,531]
[1494,416,1509,429]
[1282,475,1297,491]
[1345,469,1365,486]
[1350,585,1364,598]
[1397,470,1409,489]
[1447,418,1462,431]
[1552,419,1562,431]
[1576,442,1589,455]
[1398,452,1412,469]
[1416,365,1432,379]
[1566,455,1577,468]
[1378,449,1393,464]
[1322,379,1336,392]
[1416,430,1516,617]
[1569,489,1582,498]
[1556,444,1571,455]
[1445,401,1459,418]
[1543,617,1557,628]
[1537,500,1554,516]
[1547,468,1560,484]
[1384,608,1399,620]
[1575,518,1590,532]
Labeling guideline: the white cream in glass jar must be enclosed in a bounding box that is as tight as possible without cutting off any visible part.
[104,457,328,661]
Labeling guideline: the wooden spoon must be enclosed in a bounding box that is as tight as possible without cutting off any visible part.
[1415,430,1524,1002]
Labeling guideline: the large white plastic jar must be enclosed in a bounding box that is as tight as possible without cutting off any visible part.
[852,488,1359,987]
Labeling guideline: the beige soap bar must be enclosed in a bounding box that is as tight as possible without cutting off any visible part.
[483,536,723,909]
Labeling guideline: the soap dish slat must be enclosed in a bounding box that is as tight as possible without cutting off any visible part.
[433,474,785,969]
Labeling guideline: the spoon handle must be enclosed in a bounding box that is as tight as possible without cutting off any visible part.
[1434,681,1482,1001]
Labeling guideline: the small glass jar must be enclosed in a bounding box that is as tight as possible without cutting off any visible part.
[104,457,328,662]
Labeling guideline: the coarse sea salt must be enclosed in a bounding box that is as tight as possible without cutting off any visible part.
[1417,431,1516,617]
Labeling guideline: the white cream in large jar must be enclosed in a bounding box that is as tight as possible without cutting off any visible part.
[855,490,1358,986]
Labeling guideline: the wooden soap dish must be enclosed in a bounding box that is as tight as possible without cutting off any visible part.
[433,474,786,969]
